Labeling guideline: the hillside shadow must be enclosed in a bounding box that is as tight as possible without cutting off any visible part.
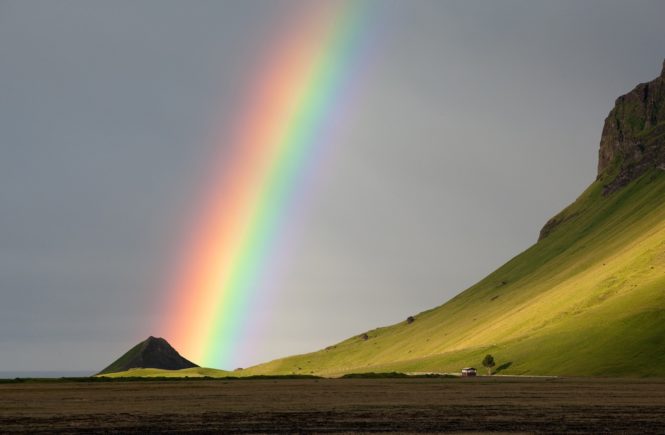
[494,362,513,374]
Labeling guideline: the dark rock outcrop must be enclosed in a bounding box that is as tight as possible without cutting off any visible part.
[97,336,198,375]
[597,59,665,194]
[539,211,579,241]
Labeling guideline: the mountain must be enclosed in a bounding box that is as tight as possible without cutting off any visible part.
[243,60,665,377]
[97,336,199,375]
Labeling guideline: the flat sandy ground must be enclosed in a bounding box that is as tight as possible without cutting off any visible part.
[1,377,665,433]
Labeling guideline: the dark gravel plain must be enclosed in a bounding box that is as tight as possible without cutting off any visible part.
[1,377,665,433]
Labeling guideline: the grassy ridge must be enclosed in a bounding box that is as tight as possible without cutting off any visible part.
[239,169,665,377]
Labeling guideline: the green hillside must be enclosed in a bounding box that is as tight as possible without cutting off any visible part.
[240,61,665,378]
[243,170,665,376]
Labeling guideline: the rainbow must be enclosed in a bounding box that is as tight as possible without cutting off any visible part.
[163,1,376,369]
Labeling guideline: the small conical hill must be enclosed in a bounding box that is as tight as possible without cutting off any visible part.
[97,336,198,375]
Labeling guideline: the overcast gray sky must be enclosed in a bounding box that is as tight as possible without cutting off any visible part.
[1,0,665,372]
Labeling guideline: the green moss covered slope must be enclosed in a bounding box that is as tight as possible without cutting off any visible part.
[242,61,665,378]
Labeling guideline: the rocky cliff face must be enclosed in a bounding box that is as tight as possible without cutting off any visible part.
[539,60,665,241]
[597,59,665,194]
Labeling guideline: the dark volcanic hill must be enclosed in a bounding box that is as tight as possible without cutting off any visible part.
[97,336,198,375]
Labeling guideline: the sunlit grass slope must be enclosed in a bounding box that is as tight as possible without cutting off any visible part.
[243,168,665,377]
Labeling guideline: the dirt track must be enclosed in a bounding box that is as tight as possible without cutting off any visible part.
[2,377,665,433]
